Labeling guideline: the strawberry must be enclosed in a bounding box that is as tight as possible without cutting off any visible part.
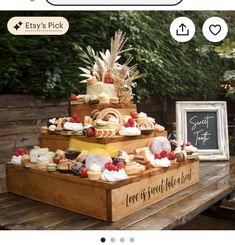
[53,156,62,164]
[80,167,88,178]
[105,162,112,169]
[102,117,109,122]
[15,149,28,156]
[168,152,176,160]
[130,112,138,119]
[154,153,162,159]
[86,128,95,137]
[116,162,125,170]
[107,164,114,171]
[70,95,77,101]
[160,150,168,158]
[128,118,135,127]
[111,165,118,171]
[124,122,131,128]
[185,141,192,146]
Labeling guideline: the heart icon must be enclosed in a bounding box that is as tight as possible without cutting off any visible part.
[209,24,222,35]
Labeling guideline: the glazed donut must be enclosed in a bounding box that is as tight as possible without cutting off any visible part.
[148,137,171,155]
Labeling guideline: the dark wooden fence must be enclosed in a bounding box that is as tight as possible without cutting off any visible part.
[0,95,69,193]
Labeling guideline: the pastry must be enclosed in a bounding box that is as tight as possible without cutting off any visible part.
[84,94,91,104]
[155,124,165,132]
[137,112,147,123]
[97,108,123,125]
[107,117,120,133]
[135,148,155,165]
[87,171,101,181]
[69,162,84,176]
[21,154,31,168]
[95,120,108,129]
[37,156,49,169]
[46,163,57,172]
[89,95,99,104]
[84,116,93,125]
[90,109,100,120]
[137,120,155,131]
[77,95,86,104]
[124,161,146,176]
[48,125,56,132]
[99,92,110,104]
[110,97,119,104]
[41,126,48,134]
[65,148,79,160]
[76,150,88,163]
[148,137,171,155]
[175,152,186,162]
[95,128,115,138]
[57,160,72,171]
[184,143,198,155]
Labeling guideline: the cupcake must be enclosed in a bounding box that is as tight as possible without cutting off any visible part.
[137,112,148,123]
[99,92,110,104]
[87,171,101,181]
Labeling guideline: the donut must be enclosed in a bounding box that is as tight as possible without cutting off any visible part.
[148,137,171,155]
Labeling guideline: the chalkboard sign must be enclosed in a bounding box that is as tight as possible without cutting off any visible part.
[176,101,229,161]
[186,111,218,150]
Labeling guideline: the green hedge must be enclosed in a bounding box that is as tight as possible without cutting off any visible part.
[0,11,228,100]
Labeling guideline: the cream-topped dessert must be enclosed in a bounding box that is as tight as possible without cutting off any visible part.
[63,122,83,131]
[101,169,128,182]
[151,157,171,168]
[119,126,141,136]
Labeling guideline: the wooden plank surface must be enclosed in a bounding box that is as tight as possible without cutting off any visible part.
[0,158,235,230]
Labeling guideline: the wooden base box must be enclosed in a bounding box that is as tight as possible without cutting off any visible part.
[6,160,199,222]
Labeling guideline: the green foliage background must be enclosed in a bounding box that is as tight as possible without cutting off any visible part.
[0,11,231,100]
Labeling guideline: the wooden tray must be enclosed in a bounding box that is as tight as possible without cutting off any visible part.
[40,131,167,155]
[70,103,137,123]
[6,160,199,222]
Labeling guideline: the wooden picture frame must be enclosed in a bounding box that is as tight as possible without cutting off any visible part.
[176,101,229,161]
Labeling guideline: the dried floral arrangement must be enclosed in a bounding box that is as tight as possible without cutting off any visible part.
[74,30,143,104]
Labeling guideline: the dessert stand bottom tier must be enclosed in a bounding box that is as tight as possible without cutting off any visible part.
[6,160,199,222]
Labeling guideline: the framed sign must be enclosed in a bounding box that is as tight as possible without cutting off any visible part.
[176,101,229,161]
